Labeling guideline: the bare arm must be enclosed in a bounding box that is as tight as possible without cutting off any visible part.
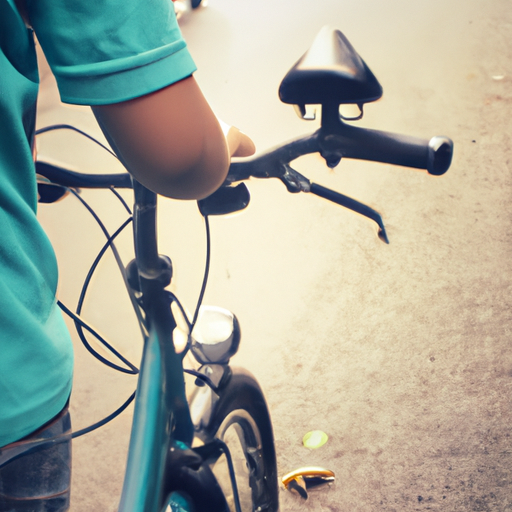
[92,75,232,200]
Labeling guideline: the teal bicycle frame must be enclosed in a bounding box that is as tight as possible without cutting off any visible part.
[118,181,195,512]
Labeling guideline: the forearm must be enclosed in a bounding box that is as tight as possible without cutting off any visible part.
[92,76,230,200]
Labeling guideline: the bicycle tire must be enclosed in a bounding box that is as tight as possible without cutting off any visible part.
[205,368,279,512]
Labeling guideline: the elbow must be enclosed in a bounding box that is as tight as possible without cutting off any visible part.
[159,151,230,200]
[132,131,230,200]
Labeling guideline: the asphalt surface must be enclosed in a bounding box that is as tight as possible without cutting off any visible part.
[36,0,512,510]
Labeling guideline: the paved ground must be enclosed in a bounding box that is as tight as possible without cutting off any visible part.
[36,0,512,510]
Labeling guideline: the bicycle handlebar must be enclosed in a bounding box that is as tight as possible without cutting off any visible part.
[36,120,453,246]
[226,123,452,184]
[36,119,453,191]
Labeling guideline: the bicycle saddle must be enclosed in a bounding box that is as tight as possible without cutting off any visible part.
[278,26,383,106]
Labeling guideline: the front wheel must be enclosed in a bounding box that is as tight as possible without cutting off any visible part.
[206,368,279,512]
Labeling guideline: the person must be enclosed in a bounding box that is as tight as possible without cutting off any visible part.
[0,0,254,509]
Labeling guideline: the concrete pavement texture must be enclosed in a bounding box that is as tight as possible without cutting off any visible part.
[34,0,511,510]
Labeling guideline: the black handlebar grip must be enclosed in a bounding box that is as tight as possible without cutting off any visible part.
[323,125,454,175]
[427,136,453,176]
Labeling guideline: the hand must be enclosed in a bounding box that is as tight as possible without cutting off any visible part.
[218,120,256,158]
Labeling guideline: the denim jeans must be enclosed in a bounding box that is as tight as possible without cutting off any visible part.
[0,404,71,512]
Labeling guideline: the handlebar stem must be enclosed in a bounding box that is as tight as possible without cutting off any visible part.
[133,181,164,280]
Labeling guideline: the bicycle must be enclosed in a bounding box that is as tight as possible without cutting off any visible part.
[1,26,452,512]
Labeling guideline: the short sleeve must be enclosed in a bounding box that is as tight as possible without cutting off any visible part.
[28,0,197,105]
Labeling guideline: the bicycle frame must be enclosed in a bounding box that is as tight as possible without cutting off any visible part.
[118,181,198,512]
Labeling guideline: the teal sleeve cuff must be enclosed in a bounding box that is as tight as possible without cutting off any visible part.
[56,44,197,105]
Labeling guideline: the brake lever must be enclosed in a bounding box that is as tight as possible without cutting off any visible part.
[310,183,389,243]
[279,165,389,243]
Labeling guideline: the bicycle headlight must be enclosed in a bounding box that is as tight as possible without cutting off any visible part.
[190,306,241,364]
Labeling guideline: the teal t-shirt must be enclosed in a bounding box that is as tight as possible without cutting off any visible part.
[0,0,196,447]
